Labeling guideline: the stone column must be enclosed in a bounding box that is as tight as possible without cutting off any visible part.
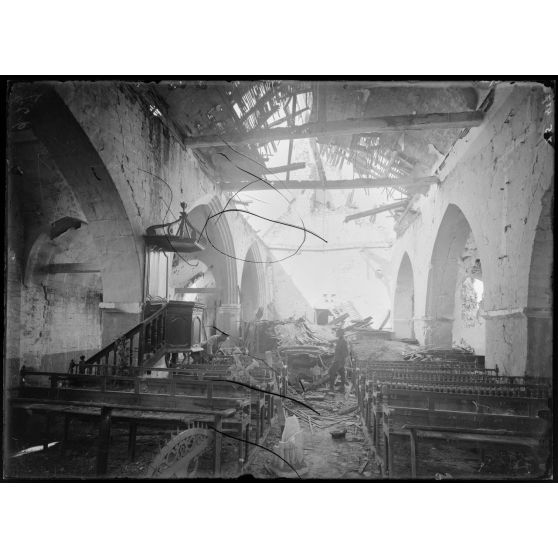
[216,303,241,338]
[483,309,527,376]
[422,316,453,348]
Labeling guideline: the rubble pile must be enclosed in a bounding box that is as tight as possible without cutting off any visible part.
[273,318,334,349]
[402,347,476,362]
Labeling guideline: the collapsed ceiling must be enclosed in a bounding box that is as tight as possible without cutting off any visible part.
[146,80,494,216]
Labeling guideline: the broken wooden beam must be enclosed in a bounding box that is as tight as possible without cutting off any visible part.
[331,313,350,325]
[184,111,485,148]
[262,162,306,175]
[285,95,296,181]
[344,200,409,222]
[378,310,391,330]
[278,80,494,89]
[268,107,309,128]
[221,176,438,192]
[310,138,327,187]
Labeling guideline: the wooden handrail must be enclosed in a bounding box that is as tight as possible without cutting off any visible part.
[84,303,169,369]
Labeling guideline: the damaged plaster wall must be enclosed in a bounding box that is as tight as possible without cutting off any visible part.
[390,83,554,375]
[270,260,315,321]
[19,226,103,372]
[451,233,486,354]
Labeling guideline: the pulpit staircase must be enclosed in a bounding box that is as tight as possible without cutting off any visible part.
[83,303,169,374]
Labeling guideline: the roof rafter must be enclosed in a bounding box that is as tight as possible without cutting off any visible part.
[184,111,484,148]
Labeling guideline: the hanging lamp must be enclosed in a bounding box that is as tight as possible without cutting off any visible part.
[144,202,206,253]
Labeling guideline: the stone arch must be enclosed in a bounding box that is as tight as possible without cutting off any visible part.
[240,242,268,322]
[425,203,485,351]
[526,187,553,377]
[393,252,415,340]
[20,227,105,371]
[186,197,239,305]
[28,87,143,304]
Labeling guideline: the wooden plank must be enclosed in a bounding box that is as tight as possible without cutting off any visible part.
[344,200,409,222]
[268,108,309,128]
[11,396,240,417]
[174,287,222,294]
[286,95,296,181]
[221,176,438,192]
[262,162,306,175]
[316,82,328,123]
[214,415,222,476]
[185,111,485,148]
[409,429,418,479]
[264,80,494,90]
[42,263,101,274]
[310,138,327,187]
[128,423,137,460]
[96,406,112,476]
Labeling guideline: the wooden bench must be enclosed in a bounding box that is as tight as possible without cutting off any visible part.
[354,365,550,477]
[382,406,549,478]
[402,424,548,478]
[19,367,279,458]
[17,371,255,473]
[9,397,239,477]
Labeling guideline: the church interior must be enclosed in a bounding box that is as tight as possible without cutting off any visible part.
[4,79,554,480]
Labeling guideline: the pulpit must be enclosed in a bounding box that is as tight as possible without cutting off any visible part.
[144,301,206,352]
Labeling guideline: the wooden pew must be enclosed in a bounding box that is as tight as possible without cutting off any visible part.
[382,406,548,478]
[352,363,551,477]
[18,370,254,472]
[20,366,278,453]
[403,424,549,478]
[9,397,239,477]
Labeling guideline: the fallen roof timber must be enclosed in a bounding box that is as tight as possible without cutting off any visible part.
[262,162,306,175]
[220,176,439,192]
[344,200,409,222]
[184,111,485,148]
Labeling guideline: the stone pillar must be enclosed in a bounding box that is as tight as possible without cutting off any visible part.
[216,303,241,338]
[393,317,415,340]
[525,308,553,378]
[100,302,143,346]
[483,309,527,376]
[422,316,453,348]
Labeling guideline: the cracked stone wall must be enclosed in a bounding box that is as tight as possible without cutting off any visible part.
[19,226,103,373]
[390,83,554,375]
[451,233,486,354]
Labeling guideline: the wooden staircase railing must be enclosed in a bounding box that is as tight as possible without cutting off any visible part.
[82,303,168,374]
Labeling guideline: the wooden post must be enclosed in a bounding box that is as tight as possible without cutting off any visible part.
[100,365,107,393]
[43,413,51,451]
[63,415,70,443]
[128,423,137,460]
[138,322,145,365]
[386,432,393,478]
[409,429,418,479]
[244,423,251,463]
[214,415,222,476]
[96,407,112,476]
[129,335,134,367]
[168,371,175,397]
